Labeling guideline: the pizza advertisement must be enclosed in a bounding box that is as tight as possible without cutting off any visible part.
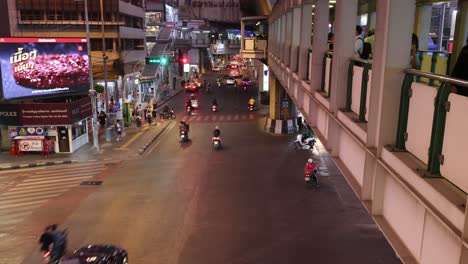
[0,38,89,100]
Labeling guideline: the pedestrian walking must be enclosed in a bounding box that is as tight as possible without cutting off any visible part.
[115,120,122,142]
[451,37,468,96]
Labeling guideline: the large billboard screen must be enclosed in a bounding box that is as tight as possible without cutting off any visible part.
[0,38,89,100]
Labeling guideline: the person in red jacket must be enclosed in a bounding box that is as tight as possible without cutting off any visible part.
[304,158,318,186]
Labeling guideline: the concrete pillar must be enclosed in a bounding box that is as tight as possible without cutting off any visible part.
[285,10,293,66]
[298,3,313,80]
[291,7,302,73]
[414,4,432,50]
[367,0,415,153]
[241,20,245,51]
[329,0,358,113]
[269,72,280,120]
[282,14,288,62]
[310,0,329,91]
[279,16,285,61]
[369,11,376,30]
[450,0,468,73]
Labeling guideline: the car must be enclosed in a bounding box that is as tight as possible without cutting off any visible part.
[59,245,128,264]
[241,77,252,87]
[226,77,236,85]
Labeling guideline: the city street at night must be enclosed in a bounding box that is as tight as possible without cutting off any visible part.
[0,73,400,264]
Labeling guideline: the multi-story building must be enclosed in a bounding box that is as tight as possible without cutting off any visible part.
[2,0,146,97]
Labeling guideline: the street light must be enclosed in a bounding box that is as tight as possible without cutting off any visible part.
[75,0,99,151]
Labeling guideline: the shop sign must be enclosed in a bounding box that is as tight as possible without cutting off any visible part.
[71,97,92,123]
[18,139,43,151]
[0,104,20,125]
[16,126,46,136]
[20,103,71,125]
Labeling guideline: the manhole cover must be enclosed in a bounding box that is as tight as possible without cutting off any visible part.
[80,180,103,186]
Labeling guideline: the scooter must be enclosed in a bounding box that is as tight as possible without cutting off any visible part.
[305,169,319,188]
[180,130,189,142]
[243,85,247,92]
[212,136,221,150]
[212,104,218,112]
[248,103,254,111]
[294,134,316,150]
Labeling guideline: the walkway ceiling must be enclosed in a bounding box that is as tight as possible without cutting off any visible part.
[239,0,272,17]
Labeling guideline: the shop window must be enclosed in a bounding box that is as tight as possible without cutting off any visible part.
[72,121,87,140]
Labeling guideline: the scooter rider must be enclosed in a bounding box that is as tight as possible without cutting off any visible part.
[180,120,190,133]
[248,97,256,106]
[304,159,318,186]
[213,126,221,137]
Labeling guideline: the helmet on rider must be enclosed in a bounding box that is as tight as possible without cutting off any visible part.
[308,158,313,163]
[215,126,219,130]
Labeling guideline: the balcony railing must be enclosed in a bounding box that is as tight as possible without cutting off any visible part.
[395,69,468,193]
[241,38,267,59]
[417,50,452,86]
[345,57,373,122]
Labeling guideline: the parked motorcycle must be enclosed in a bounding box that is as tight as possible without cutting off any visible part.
[160,110,176,119]
[294,134,316,150]
[212,136,221,150]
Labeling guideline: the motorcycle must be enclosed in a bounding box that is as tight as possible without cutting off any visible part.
[180,130,189,142]
[294,134,316,150]
[160,110,176,119]
[217,81,221,87]
[186,106,192,115]
[248,103,255,111]
[243,85,247,92]
[43,229,67,264]
[212,104,218,112]
[305,169,319,188]
[212,136,221,150]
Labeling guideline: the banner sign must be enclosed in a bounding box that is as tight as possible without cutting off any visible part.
[71,97,92,123]
[18,139,43,151]
[20,103,71,125]
[0,104,20,125]
[0,38,89,100]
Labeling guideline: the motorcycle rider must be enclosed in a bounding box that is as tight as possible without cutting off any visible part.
[248,97,256,107]
[304,159,318,186]
[213,126,221,137]
[180,120,190,133]
[39,224,56,254]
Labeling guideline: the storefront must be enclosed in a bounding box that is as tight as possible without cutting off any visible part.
[0,97,92,153]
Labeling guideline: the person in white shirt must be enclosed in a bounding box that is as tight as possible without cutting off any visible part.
[354,25,364,57]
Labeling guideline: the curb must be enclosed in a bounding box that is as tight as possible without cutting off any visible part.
[155,89,183,110]
[138,121,174,154]
[0,159,73,171]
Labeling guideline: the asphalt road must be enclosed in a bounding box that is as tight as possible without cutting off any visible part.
[18,72,400,264]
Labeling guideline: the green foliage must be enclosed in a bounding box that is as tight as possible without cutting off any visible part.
[94,84,104,93]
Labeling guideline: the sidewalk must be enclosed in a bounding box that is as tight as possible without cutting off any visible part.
[0,86,182,170]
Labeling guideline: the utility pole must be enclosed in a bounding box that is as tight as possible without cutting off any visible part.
[100,0,109,136]
[83,0,99,151]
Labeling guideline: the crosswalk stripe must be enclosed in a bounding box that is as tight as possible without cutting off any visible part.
[14,176,93,188]
[249,115,255,120]
[2,187,72,197]
[241,115,247,120]
[32,165,105,175]
[0,218,26,226]
[211,115,217,121]
[0,188,68,199]
[234,114,239,120]
[227,115,232,121]
[219,115,225,121]
[0,200,44,210]
[8,180,86,191]
[25,171,100,182]
[0,193,61,206]
[0,211,32,221]
[204,115,210,121]
[0,204,43,214]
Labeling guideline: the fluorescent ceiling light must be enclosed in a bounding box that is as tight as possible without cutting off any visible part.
[329,5,333,8]
[256,22,260,26]
[329,0,336,3]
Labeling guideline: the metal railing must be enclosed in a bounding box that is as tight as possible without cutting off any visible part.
[345,57,373,122]
[396,69,468,177]
[417,50,452,86]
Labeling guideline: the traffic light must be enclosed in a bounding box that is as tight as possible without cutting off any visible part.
[146,56,168,65]
[182,57,187,64]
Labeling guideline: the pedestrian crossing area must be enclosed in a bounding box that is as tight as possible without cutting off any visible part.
[186,113,257,123]
[0,162,107,230]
